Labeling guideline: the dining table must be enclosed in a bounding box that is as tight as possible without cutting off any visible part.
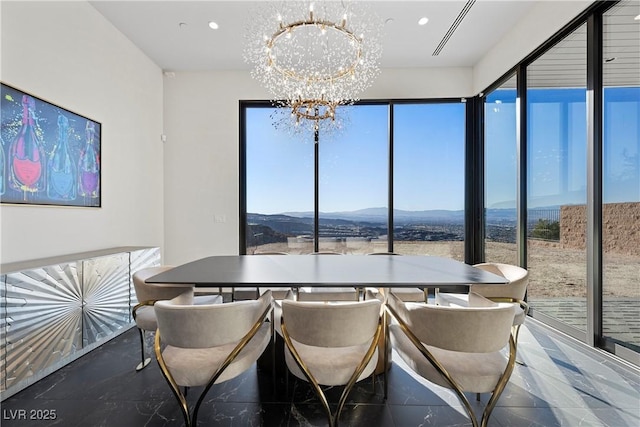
[145,254,509,289]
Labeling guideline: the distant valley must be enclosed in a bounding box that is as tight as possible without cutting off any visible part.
[245,208,528,247]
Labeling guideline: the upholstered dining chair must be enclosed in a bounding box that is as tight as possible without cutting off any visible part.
[436,262,529,355]
[297,252,359,302]
[154,290,273,427]
[280,299,383,427]
[366,252,426,302]
[386,291,516,427]
[131,266,222,371]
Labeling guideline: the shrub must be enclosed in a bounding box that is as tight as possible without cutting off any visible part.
[530,219,560,240]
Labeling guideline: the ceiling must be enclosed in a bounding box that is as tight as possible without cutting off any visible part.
[90,0,540,72]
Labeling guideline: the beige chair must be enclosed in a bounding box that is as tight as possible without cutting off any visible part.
[297,252,359,301]
[386,291,516,427]
[131,266,222,371]
[154,290,273,427]
[367,252,426,302]
[281,299,383,427]
[436,262,529,348]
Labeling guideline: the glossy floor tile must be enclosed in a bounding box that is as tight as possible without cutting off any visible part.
[1,319,638,426]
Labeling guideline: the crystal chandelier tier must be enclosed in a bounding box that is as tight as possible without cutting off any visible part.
[245,1,382,131]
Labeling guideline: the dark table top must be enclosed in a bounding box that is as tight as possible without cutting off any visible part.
[146,255,508,288]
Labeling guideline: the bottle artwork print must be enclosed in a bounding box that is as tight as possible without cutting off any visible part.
[47,114,76,200]
[1,83,100,206]
[9,95,46,196]
[78,120,100,199]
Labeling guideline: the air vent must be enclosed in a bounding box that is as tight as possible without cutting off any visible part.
[433,0,476,56]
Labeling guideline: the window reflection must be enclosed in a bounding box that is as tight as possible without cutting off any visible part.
[484,75,518,265]
[526,24,588,333]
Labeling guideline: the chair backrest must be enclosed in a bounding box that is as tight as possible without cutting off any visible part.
[281,299,381,347]
[132,266,193,303]
[388,292,514,353]
[155,290,273,349]
[470,262,528,300]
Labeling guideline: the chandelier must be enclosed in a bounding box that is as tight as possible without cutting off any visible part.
[245,1,383,131]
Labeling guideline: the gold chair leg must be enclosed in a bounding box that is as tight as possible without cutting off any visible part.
[383,310,389,400]
[481,336,517,427]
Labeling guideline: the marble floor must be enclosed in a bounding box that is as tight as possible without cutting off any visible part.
[1,319,639,427]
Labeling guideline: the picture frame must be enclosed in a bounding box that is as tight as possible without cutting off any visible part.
[0,82,101,207]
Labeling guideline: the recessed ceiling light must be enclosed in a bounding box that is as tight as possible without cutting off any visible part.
[208,21,219,30]
[634,14,640,21]
[418,17,429,26]
[178,22,187,29]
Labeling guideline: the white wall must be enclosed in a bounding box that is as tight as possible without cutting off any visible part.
[162,67,471,265]
[162,71,263,264]
[0,1,164,264]
[365,67,473,99]
[473,0,593,93]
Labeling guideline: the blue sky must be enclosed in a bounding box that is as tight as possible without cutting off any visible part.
[246,102,466,214]
[246,87,639,215]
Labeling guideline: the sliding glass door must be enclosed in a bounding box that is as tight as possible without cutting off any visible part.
[244,106,315,254]
[526,23,588,333]
[317,105,389,254]
[393,103,466,260]
[602,1,640,354]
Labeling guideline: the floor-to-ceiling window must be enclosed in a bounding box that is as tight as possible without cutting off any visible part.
[602,1,640,353]
[526,24,589,333]
[479,0,639,363]
[393,103,466,260]
[242,101,466,256]
[484,75,518,265]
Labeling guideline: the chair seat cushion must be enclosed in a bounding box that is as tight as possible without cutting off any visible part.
[136,295,222,332]
[390,324,507,393]
[134,306,157,331]
[161,322,271,387]
[284,338,378,386]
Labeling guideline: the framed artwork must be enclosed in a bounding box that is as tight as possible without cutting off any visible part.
[0,82,101,207]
